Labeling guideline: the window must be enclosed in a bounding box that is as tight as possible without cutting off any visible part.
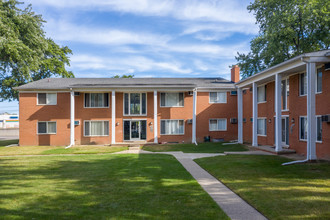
[209,119,227,131]
[160,120,184,135]
[300,116,308,140]
[257,118,267,136]
[300,73,307,96]
[300,116,322,141]
[316,68,322,93]
[160,93,184,107]
[209,92,227,103]
[281,79,289,110]
[84,121,109,136]
[257,85,266,103]
[84,93,109,108]
[124,93,147,115]
[37,93,57,105]
[38,121,56,134]
[317,116,322,142]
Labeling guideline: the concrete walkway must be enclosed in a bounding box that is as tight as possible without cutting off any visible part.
[115,149,267,220]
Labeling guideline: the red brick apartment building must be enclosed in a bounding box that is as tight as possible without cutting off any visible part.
[16,50,330,159]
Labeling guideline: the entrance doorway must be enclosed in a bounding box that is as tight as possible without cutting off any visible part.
[274,116,289,146]
[123,120,147,141]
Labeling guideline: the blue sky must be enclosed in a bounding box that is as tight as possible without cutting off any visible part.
[1,0,258,114]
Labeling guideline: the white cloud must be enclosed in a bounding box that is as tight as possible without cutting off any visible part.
[44,20,171,46]
[70,54,192,74]
[29,0,254,24]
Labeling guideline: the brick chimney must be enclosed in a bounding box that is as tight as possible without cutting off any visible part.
[231,65,240,83]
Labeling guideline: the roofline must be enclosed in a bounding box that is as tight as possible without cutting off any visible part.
[235,50,330,88]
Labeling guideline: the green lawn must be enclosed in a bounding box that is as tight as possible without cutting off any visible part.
[0,154,228,219]
[0,139,19,147]
[195,155,330,220]
[0,145,128,156]
[142,142,248,153]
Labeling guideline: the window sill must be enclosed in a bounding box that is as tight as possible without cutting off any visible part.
[299,139,307,142]
[257,101,267,104]
[84,135,109,137]
[209,102,227,104]
[160,134,185,136]
[37,133,56,135]
[37,104,57,106]
[209,130,227,132]
[84,107,110,109]
[257,134,267,137]
[160,106,184,108]
[123,114,147,117]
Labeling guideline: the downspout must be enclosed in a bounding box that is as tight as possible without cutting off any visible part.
[282,57,310,165]
[66,88,74,149]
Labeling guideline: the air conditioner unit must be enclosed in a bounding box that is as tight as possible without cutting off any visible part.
[230,91,237,96]
[74,92,80,96]
[243,118,246,123]
[188,91,194,96]
[321,115,330,122]
[230,118,238,124]
[187,119,193,124]
[74,120,80,126]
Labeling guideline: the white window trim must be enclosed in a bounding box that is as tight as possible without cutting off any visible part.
[37,93,57,105]
[257,117,267,137]
[160,92,185,108]
[282,78,289,111]
[160,119,185,135]
[299,72,307,97]
[37,121,57,135]
[209,118,227,131]
[209,92,227,104]
[316,68,322,94]
[257,85,267,104]
[83,93,110,109]
[83,120,109,137]
[299,116,307,141]
[123,92,147,116]
[316,115,322,143]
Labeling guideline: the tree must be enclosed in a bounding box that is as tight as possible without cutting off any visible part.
[0,0,74,101]
[112,74,134,78]
[236,0,330,78]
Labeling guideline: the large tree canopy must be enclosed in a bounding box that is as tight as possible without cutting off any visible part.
[0,0,73,101]
[236,0,330,78]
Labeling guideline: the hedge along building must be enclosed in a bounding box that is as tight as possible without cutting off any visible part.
[236,50,330,160]
[15,76,238,147]
[15,49,330,160]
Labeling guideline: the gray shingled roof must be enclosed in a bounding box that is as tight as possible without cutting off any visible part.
[15,77,235,90]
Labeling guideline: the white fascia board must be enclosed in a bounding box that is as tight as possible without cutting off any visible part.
[236,59,304,88]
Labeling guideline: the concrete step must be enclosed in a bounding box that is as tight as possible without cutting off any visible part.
[128,146,140,150]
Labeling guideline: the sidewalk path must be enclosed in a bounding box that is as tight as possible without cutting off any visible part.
[115,149,267,220]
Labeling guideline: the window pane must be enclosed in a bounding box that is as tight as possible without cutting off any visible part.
[179,93,184,106]
[160,120,166,135]
[281,80,286,110]
[300,117,307,140]
[104,121,109,136]
[160,93,166,106]
[257,86,265,102]
[317,69,322,93]
[85,121,90,136]
[38,122,47,133]
[179,120,184,134]
[124,93,129,115]
[104,93,109,107]
[257,119,266,135]
[217,92,226,103]
[91,121,103,136]
[85,93,90,107]
[47,122,56,134]
[130,93,140,114]
[301,73,307,95]
[38,93,46,104]
[209,119,217,131]
[317,117,322,142]
[142,93,146,114]
[166,93,179,107]
[124,121,130,140]
[217,119,226,131]
[210,92,217,102]
[47,93,57,105]
[140,120,147,140]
